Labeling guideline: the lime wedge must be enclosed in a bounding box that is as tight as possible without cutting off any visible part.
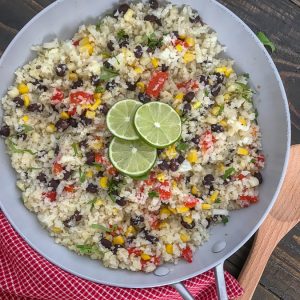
[106,99,142,140]
[109,137,157,177]
[134,102,182,148]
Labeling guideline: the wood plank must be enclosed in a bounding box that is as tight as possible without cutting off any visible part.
[253,284,280,300]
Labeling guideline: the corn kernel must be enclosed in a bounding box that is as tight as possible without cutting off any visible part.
[22,115,29,123]
[182,216,193,224]
[156,173,165,182]
[179,34,186,40]
[185,37,195,47]
[86,110,96,119]
[151,58,159,68]
[172,180,177,189]
[46,123,57,133]
[95,199,104,206]
[91,140,103,151]
[125,225,136,237]
[51,227,63,233]
[60,112,70,120]
[168,207,177,214]
[175,44,184,52]
[94,93,102,101]
[223,93,231,101]
[176,205,190,214]
[85,170,94,178]
[137,82,145,92]
[23,95,30,107]
[165,244,173,255]
[202,203,212,210]
[183,51,196,64]
[180,232,190,243]
[224,67,233,77]
[210,191,219,203]
[90,99,102,111]
[192,101,201,109]
[141,253,151,261]
[211,106,221,116]
[80,44,94,55]
[217,163,225,172]
[69,72,78,81]
[191,186,199,196]
[187,149,198,164]
[124,8,134,22]
[175,92,184,102]
[79,37,90,46]
[165,144,177,159]
[215,67,227,74]
[18,83,29,94]
[113,235,125,245]
[159,221,168,229]
[219,119,227,127]
[99,177,108,189]
[134,67,143,74]
[160,207,171,218]
[237,147,249,156]
[239,116,247,126]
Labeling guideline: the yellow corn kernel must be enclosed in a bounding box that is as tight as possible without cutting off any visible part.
[180,232,190,243]
[239,116,247,126]
[51,227,63,233]
[202,203,212,210]
[172,180,177,189]
[134,67,143,74]
[46,123,57,133]
[223,93,231,101]
[183,51,196,64]
[95,199,104,206]
[191,185,199,196]
[85,170,94,178]
[224,67,233,78]
[125,225,137,237]
[160,207,171,218]
[159,221,168,229]
[219,119,227,127]
[23,94,30,107]
[182,216,193,224]
[187,149,198,164]
[192,101,201,109]
[69,72,78,81]
[165,144,177,159]
[185,37,195,47]
[179,34,186,40]
[211,106,221,116]
[168,207,177,214]
[60,111,70,120]
[217,163,225,173]
[79,37,90,46]
[80,44,94,55]
[156,173,165,182]
[151,58,159,68]
[175,92,184,102]
[22,115,29,123]
[124,8,134,22]
[176,205,190,214]
[86,110,96,119]
[175,44,184,52]
[18,83,29,94]
[90,99,102,111]
[94,93,102,101]
[210,191,219,203]
[141,253,151,261]
[113,235,125,245]
[99,177,108,189]
[91,140,103,151]
[215,67,227,74]
[237,147,249,156]
[165,244,173,255]
[137,82,145,92]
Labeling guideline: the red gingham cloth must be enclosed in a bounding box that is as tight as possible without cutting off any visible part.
[0,212,243,300]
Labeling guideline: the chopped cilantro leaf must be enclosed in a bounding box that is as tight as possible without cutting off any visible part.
[257,32,276,53]
[222,216,229,225]
[90,224,110,232]
[148,190,159,198]
[99,67,119,81]
[223,167,235,180]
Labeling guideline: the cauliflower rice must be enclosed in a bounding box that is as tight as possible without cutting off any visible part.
[0,1,264,272]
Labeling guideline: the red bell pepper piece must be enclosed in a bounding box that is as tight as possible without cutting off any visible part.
[43,191,57,202]
[70,91,94,104]
[51,88,64,104]
[184,196,199,208]
[172,39,189,48]
[53,162,63,175]
[158,180,172,201]
[181,246,193,263]
[176,80,199,91]
[146,71,169,98]
[72,40,80,46]
[200,130,216,153]
[240,195,258,203]
[127,248,143,256]
[64,185,75,193]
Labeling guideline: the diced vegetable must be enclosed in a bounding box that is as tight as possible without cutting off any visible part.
[99,67,119,81]
[43,191,57,202]
[146,71,168,98]
[181,246,193,263]
[256,31,276,52]
[51,88,64,103]
[7,139,35,155]
[53,162,63,175]
[70,91,94,104]
[223,167,235,180]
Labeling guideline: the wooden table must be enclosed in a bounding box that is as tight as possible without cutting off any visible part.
[0,0,299,299]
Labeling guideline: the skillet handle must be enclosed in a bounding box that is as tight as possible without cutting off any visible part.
[214,262,228,300]
[172,282,194,300]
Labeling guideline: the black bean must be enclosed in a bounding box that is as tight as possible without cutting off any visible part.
[157,148,164,155]
[38,84,48,92]
[191,135,200,144]
[107,40,115,51]
[68,118,78,128]
[254,172,263,184]
[63,210,82,228]
[183,91,195,102]
[86,183,98,193]
[86,151,96,165]
[54,145,60,155]
[126,236,136,245]
[51,104,59,113]
[55,64,68,77]
[183,103,191,113]
[71,79,83,89]
[80,112,93,126]
[114,3,130,17]
[55,119,70,131]
[158,160,169,171]
[31,79,40,85]
[144,15,162,26]
[147,47,155,53]
[63,170,73,180]
[149,0,159,9]
[211,124,224,133]
[126,81,137,91]
[199,75,209,85]
[0,125,10,137]
[27,103,44,112]
[105,80,116,91]
[13,97,24,108]
[91,75,100,86]
[100,103,109,115]
[189,15,203,25]
[214,72,224,84]
[37,172,47,183]
[130,215,144,226]
[161,64,169,72]
[112,244,123,254]
[119,40,129,48]
[203,174,214,186]
[116,196,127,207]
[211,84,221,97]
[17,132,27,140]
[177,154,185,164]
[79,139,88,148]
[49,179,60,190]
[134,45,143,58]
[181,218,195,229]
[205,217,212,229]
[100,237,113,249]
[138,93,151,104]
[169,159,180,172]
[172,31,179,38]
[103,61,113,69]
[144,231,159,243]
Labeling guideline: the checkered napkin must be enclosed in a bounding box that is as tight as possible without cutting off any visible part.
[0,212,243,300]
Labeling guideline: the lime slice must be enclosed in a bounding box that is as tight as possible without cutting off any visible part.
[134,102,182,148]
[109,137,157,177]
[106,99,142,140]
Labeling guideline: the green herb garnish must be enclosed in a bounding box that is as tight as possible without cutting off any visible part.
[71,143,79,156]
[90,224,110,232]
[107,179,119,202]
[88,198,97,210]
[92,163,104,169]
[242,73,250,79]
[235,82,254,102]
[76,244,101,255]
[79,167,86,183]
[222,215,229,225]
[223,167,235,180]
[99,67,119,81]
[204,89,209,97]
[217,104,225,116]
[117,29,127,40]
[148,190,159,198]
[7,139,35,155]
[176,140,188,152]
[133,172,150,181]
[254,108,259,119]
[95,22,103,31]
[20,124,34,133]
[257,32,275,53]
[250,158,256,163]
[102,51,111,59]
[95,86,105,93]
[215,198,222,204]
[144,33,163,51]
